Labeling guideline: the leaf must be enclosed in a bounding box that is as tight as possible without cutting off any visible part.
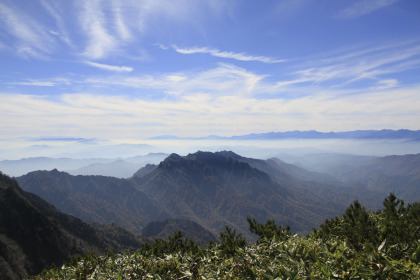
[378,240,386,252]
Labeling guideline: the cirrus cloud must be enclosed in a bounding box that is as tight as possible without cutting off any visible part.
[85,61,133,72]
[171,45,286,63]
[336,0,401,19]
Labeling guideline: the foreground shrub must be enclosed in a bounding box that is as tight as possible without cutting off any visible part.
[31,235,419,279]
[30,194,419,279]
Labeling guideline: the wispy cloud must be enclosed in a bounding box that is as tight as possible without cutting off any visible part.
[370,79,399,90]
[287,41,420,88]
[0,1,233,60]
[0,2,54,58]
[83,63,264,97]
[79,1,118,59]
[17,40,415,100]
[6,78,71,87]
[75,0,227,60]
[5,40,418,99]
[85,61,133,72]
[172,45,286,63]
[336,0,400,19]
[111,0,131,41]
[39,0,72,46]
[7,81,56,87]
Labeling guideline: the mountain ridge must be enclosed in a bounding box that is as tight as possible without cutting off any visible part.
[17,151,346,240]
[149,129,420,141]
[0,153,168,177]
[15,151,420,245]
[132,151,344,236]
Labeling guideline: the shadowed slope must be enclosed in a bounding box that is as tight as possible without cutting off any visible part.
[0,173,143,280]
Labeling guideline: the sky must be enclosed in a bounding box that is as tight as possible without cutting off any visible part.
[1,0,420,140]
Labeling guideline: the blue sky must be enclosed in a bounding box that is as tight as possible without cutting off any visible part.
[1,0,419,139]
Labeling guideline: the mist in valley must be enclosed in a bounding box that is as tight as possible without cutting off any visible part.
[1,137,419,177]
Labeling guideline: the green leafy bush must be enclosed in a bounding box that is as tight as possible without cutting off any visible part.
[30,194,419,279]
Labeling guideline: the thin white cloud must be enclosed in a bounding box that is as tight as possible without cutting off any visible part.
[0,1,232,60]
[72,41,420,100]
[79,1,118,59]
[85,61,133,72]
[172,45,285,63]
[0,2,54,58]
[6,78,72,87]
[156,43,169,50]
[336,0,400,19]
[83,63,264,97]
[76,0,222,60]
[7,81,56,87]
[289,41,420,87]
[370,79,399,90]
[111,0,131,41]
[39,0,72,47]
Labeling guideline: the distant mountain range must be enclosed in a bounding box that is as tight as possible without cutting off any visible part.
[149,129,420,140]
[16,150,417,241]
[0,153,168,177]
[275,152,420,203]
[320,154,420,202]
[67,153,168,178]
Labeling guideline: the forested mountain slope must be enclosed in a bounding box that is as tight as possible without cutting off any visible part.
[314,153,420,203]
[141,219,216,246]
[17,169,168,234]
[0,172,142,280]
[17,152,345,239]
[133,151,342,236]
[216,151,383,209]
